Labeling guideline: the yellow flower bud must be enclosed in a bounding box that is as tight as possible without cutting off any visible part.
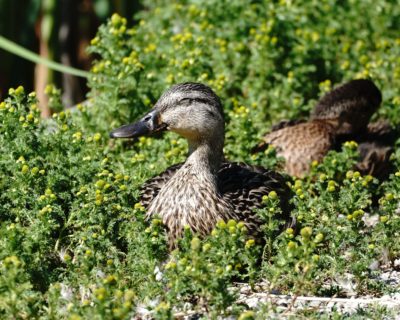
[191,237,201,251]
[300,226,312,239]
[268,190,278,199]
[245,239,255,249]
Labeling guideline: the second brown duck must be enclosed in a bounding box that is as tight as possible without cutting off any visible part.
[253,79,393,178]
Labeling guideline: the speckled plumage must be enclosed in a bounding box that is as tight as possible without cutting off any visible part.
[141,162,291,244]
[311,79,382,135]
[110,83,292,248]
[253,120,337,177]
[253,79,386,178]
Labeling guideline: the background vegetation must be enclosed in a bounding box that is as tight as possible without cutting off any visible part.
[1,0,400,318]
[0,0,139,114]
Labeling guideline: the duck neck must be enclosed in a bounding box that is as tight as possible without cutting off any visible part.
[186,136,224,174]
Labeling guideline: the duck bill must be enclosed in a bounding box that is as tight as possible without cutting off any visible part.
[109,110,167,139]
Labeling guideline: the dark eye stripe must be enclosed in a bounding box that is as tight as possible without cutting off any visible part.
[179,97,213,105]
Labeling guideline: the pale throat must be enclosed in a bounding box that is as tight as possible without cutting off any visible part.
[186,134,224,174]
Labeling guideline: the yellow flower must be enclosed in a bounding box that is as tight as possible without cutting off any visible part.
[353,171,361,179]
[286,228,294,235]
[94,287,106,300]
[165,261,177,270]
[4,255,21,267]
[227,219,237,228]
[238,311,255,320]
[202,243,211,252]
[380,215,389,223]
[93,133,102,142]
[245,239,255,249]
[96,180,106,189]
[151,218,162,226]
[327,186,335,192]
[340,60,350,70]
[353,210,364,218]
[268,190,278,199]
[111,13,122,26]
[314,233,324,243]
[21,165,29,174]
[166,74,174,84]
[217,220,226,229]
[144,43,156,53]
[300,226,312,239]
[344,141,358,149]
[346,171,354,179]
[191,237,201,251]
[311,32,320,42]
[385,193,394,201]
[90,37,99,46]
[103,275,117,284]
[134,202,145,211]
[237,221,245,229]
[124,290,135,301]
[287,241,297,250]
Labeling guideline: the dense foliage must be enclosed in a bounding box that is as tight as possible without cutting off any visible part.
[1,0,400,318]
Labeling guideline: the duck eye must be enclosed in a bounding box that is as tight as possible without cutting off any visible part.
[143,114,152,122]
[179,98,193,104]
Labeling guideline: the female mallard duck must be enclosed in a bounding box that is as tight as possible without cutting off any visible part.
[252,79,387,178]
[110,83,292,247]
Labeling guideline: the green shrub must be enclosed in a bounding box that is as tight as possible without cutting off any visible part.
[1,0,400,318]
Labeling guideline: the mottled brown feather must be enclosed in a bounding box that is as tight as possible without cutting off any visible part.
[140,161,293,246]
[260,120,336,177]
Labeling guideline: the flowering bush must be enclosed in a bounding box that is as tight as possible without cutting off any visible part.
[1,0,400,318]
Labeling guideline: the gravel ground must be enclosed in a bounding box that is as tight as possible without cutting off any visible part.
[134,268,400,319]
[233,271,400,318]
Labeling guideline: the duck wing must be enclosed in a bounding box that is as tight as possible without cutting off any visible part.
[251,119,307,153]
[310,79,382,136]
[260,121,336,177]
[311,79,382,122]
[217,162,293,225]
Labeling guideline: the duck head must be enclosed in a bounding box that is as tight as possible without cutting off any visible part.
[311,79,382,135]
[110,83,225,146]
